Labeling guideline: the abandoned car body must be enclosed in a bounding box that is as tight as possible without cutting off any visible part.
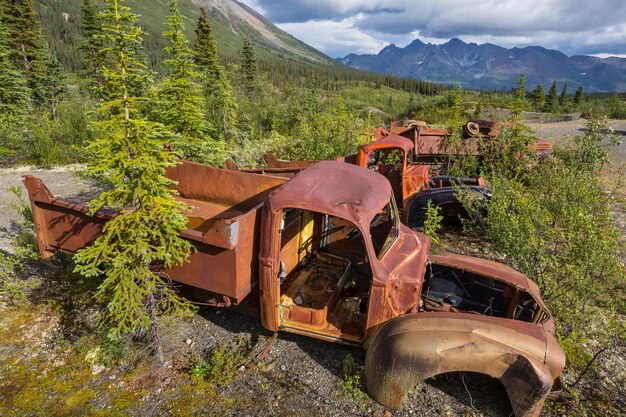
[23,160,564,416]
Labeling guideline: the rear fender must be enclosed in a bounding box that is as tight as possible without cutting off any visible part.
[364,313,556,417]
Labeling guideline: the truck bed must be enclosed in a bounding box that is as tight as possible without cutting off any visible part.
[24,160,288,303]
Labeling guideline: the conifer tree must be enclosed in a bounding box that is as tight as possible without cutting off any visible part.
[529,84,545,111]
[31,42,67,118]
[157,0,205,141]
[573,85,583,109]
[445,85,464,172]
[545,79,559,113]
[559,83,569,110]
[74,0,194,359]
[2,0,55,108]
[192,7,236,137]
[0,21,29,117]
[239,37,258,96]
[80,0,106,93]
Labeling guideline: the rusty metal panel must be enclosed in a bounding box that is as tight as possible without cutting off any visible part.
[363,312,565,417]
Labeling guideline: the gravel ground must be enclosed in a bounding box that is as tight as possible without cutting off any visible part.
[1,118,624,416]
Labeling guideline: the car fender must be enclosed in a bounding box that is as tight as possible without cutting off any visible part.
[364,312,561,417]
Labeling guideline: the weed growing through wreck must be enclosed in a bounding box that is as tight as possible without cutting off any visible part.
[338,354,369,411]
[189,338,253,386]
[419,200,444,248]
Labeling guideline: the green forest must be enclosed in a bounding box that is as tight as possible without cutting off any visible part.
[0,0,625,416]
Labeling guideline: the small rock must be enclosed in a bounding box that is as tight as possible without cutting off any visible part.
[280,365,286,371]
[216,310,222,315]
[385,411,393,417]
[238,365,246,371]
[163,377,171,385]
[185,338,192,345]
[323,399,331,405]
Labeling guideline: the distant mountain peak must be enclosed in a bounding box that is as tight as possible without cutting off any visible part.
[340,37,626,92]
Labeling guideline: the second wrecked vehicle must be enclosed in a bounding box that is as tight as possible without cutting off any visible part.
[24,159,564,417]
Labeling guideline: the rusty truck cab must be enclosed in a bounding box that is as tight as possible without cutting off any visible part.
[258,161,429,345]
[356,135,428,210]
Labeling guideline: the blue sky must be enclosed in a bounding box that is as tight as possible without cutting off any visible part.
[240,0,626,58]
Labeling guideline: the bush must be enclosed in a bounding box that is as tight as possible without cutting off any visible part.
[485,119,625,409]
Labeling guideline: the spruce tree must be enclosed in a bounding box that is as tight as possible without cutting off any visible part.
[158,0,205,140]
[74,0,194,359]
[573,85,583,109]
[529,84,545,111]
[545,80,559,113]
[192,6,236,137]
[559,83,569,110]
[2,0,54,108]
[80,0,106,94]
[239,37,258,96]
[0,21,29,117]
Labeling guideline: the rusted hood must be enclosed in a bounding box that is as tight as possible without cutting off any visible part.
[266,161,392,231]
[430,253,550,315]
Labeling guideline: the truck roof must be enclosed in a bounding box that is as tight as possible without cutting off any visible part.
[361,135,414,154]
[267,161,392,230]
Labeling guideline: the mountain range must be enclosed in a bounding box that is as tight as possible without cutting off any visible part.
[340,38,626,92]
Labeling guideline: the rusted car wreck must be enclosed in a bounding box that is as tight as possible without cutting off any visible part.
[24,159,564,417]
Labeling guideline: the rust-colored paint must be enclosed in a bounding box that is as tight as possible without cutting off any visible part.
[24,161,287,303]
[364,312,565,417]
[260,161,430,339]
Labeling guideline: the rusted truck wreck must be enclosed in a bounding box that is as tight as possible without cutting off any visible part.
[23,159,564,417]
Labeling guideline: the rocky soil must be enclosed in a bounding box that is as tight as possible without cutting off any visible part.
[0,117,624,416]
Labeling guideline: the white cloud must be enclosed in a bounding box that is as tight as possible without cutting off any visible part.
[277,16,389,57]
[247,0,626,56]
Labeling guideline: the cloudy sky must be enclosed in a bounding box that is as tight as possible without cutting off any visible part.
[239,0,626,58]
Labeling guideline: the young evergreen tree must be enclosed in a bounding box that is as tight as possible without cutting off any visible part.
[559,83,569,110]
[529,84,545,111]
[192,7,236,137]
[32,42,67,118]
[74,0,194,360]
[2,0,55,108]
[511,72,529,116]
[0,22,29,117]
[545,79,559,113]
[445,85,464,172]
[573,85,583,109]
[80,0,106,94]
[239,37,258,96]
[157,1,205,139]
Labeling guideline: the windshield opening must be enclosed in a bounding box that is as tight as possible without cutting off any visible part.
[370,196,400,259]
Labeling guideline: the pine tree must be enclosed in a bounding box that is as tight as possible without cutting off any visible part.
[511,72,528,116]
[80,0,106,94]
[545,79,559,113]
[192,7,236,137]
[559,83,569,110]
[573,85,583,109]
[239,37,258,96]
[31,42,67,118]
[0,20,29,117]
[158,0,205,139]
[529,84,545,111]
[2,0,55,108]
[445,85,464,172]
[74,0,194,359]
